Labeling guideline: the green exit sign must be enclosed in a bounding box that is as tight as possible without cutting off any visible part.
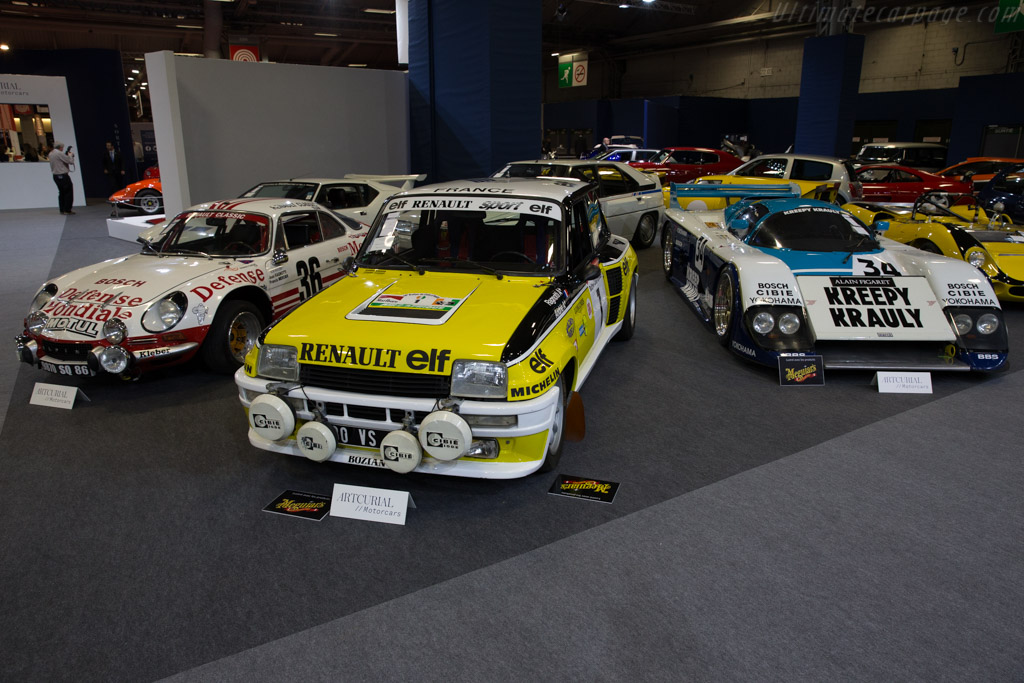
[996,0,1024,33]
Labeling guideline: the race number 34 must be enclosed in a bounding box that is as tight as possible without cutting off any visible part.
[296,257,323,301]
[855,257,899,277]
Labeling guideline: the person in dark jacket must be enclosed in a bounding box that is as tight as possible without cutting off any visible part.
[102,140,125,192]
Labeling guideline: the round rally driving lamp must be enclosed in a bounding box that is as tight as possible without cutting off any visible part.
[248,394,296,442]
[417,410,473,461]
[296,421,336,462]
[98,345,130,374]
[26,311,48,335]
[752,311,775,334]
[380,430,422,473]
[102,318,127,345]
[778,312,800,335]
[976,313,999,335]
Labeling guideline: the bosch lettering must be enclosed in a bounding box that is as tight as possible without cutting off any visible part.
[93,278,147,288]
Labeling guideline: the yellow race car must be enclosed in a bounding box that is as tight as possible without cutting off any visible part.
[843,192,1024,303]
[236,177,639,478]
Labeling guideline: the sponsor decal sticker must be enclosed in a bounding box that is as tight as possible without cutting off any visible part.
[549,474,619,503]
[750,281,801,306]
[941,281,997,307]
[779,355,824,386]
[566,317,575,337]
[262,490,331,521]
[192,302,209,325]
[45,317,99,338]
[190,269,265,303]
[298,343,453,373]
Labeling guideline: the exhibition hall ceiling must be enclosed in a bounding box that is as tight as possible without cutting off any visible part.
[0,0,996,70]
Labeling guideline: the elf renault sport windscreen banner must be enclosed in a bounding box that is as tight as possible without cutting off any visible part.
[799,276,955,341]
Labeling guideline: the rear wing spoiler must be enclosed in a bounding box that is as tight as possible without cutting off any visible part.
[669,181,840,206]
[344,173,426,191]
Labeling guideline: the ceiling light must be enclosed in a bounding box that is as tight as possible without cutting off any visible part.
[134,57,144,61]
[551,52,559,56]
[12,1,29,5]
[619,2,628,6]
[315,32,338,37]
[131,69,140,74]
[642,0,655,3]
[0,44,9,51]
[348,63,367,67]
[176,24,202,29]
[127,76,134,81]
[141,82,148,86]
[363,8,396,14]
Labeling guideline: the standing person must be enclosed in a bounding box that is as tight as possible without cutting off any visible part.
[102,140,124,193]
[49,141,75,215]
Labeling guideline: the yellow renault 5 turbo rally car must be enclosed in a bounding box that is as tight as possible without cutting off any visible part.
[235,178,639,478]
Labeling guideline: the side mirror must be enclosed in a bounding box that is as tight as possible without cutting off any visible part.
[582,262,602,281]
[272,249,289,265]
[873,220,890,233]
[342,256,355,272]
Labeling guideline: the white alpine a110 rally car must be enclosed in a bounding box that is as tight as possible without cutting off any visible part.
[17,198,368,379]
[661,184,1008,372]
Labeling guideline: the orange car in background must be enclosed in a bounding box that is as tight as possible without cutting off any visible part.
[937,157,1024,190]
[109,166,163,214]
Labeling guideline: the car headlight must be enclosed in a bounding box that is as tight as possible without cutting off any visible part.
[976,313,999,335]
[29,284,58,313]
[102,318,128,345]
[257,344,299,381]
[141,292,187,332]
[752,311,775,334]
[778,312,801,335]
[966,250,987,268]
[99,346,130,374]
[26,311,48,335]
[451,360,507,399]
[953,313,973,335]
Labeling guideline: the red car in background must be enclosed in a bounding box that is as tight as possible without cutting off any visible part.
[629,147,744,184]
[937,157,1024,190]
[854,164,971,203]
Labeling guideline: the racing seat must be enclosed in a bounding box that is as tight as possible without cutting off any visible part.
[226,221,265,252]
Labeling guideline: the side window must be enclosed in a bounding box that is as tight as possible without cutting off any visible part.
[317,184,377,210]
[567,194,605,269]
[281,212,323,250]
[571,166,598,184]
[699,152,720,165]
[894,170,921,182]
[596,165,638,196]
[790,159,833,181]
[743,158,786,178]
[318,211,347,240]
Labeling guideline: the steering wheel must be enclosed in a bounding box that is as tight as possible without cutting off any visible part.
[911,192,974,221]
[490,250,535,263]
[223,241,258,254]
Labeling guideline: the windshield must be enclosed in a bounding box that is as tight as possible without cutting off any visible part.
[357,196,564,275]
[748,207,878,252]
[158,210,270,256]
[240,182,319,200]
[859,146,900,162]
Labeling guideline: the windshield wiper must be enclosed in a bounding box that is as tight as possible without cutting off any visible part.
[165,247,212,259]
[421,257,506,280]
[841,236,876,264]
[375,251,424,274]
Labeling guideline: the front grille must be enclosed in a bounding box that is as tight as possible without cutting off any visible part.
[322,402,430,424]
[605,267,623,295]
[300,364,451,399]
[41,340,92,361]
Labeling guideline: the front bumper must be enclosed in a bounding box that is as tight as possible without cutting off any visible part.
[235,367,561,479]
[16,334,199,376]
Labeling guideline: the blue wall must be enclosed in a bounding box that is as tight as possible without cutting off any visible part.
[948,73,1024,163]
[1,49,136,197]
[794,34,864,157]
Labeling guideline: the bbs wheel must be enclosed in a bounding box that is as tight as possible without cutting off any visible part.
[135,189,163,215]
[661,225,674,280]
[202,300,265,374]
[713,269,736,346]
[614,272,638,341]
[538,375,568,473]
[631,213,657,249]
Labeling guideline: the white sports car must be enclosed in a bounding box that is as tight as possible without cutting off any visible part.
[17,198,368,379]
[661,184,1008,373]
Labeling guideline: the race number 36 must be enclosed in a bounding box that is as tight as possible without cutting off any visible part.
[296,257,323,301]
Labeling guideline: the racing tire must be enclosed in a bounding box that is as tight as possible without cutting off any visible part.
[614,272,638,341]
[911,239,942,255]
[202,299,265,374]
[631,213,658,249]
[135,189,163,215]
[713,268,737,346]
[538,375,568,474]
[661,224,674,280]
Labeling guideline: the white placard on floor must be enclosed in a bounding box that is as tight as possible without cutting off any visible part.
[873,371,933,394]
[330,483,411,525]
[29,382,89,409]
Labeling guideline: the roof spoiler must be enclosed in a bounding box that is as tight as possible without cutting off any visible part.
[344,173,426,191]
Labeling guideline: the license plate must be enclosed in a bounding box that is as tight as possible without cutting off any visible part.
[40,360,95,377]
[334,425,389,449]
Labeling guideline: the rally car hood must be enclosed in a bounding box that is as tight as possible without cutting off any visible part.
[47,253,242,305]
[750,246,956,342]
[264,270,548,368]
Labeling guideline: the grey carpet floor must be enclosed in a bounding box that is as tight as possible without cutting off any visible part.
[1,203,1022,682]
